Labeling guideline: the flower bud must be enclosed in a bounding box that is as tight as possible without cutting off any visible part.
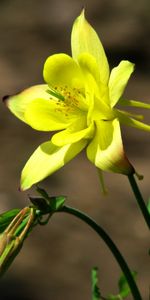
[0,207,34,276]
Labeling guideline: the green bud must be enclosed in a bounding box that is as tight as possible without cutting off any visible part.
[0,207,35,276]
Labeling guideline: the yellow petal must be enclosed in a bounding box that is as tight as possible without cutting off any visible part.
[109,61,135,107]
[78,52,110,107]
[52,117,94,146]
[78,52,100,83]
[21,139,88,190]
[71,10,109,85]
[4,84,49,123]
[87,118,134,174]
[43,53,84,90]
[25,98,73,131]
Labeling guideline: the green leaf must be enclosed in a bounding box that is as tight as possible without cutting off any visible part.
[118,272,137,298]
[107,272,137,300]
[50,196,66,211]
[0,209,20,233]
[107,296,120,300]
[36,187,66,211]
[91,267,101,300]
[30,188,66,214]
[36,186,50,200]
[29,196,50,212]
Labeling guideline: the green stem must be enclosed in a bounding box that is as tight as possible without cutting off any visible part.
[128,174,150,229]
[58,205,142,300]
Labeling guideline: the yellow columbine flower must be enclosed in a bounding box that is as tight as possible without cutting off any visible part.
[4,11,150,190]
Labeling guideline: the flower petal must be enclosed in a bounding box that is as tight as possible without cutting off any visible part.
[78,52,110,107]
[109,61,135,107]
[4,84,49,123]
[21,139,88,190]
[25,98,73,131]
[71,10,109,85]
[43,53,84,89]
[78,52,100,83]
[52,117,94,146]
[87,118,134,174]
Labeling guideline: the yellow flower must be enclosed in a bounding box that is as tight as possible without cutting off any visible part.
[4,11,150,190]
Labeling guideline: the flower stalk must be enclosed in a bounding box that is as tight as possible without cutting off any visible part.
[128,174,150,229]
[57,205,142,300]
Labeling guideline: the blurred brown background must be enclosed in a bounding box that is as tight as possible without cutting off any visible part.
[0,0,149,299]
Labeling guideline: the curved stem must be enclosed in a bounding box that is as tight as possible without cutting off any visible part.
[128,174,150,229]
[58,205,142,300]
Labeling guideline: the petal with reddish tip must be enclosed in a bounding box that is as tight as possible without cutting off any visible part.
[87,118,134,175]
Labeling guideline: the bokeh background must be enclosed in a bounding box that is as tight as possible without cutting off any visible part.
[0,0,149,299]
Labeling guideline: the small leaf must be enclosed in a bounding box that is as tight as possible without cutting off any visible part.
[29,196,50,212]
[107,295,120,300]
[107,272,137,300]
[118,272,137,298]
[91,267,101,300]
[36,186,50,200]
[30,188,66,213]
[50,196,66,211]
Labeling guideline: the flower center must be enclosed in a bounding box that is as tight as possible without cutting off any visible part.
[47,85,88,115]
